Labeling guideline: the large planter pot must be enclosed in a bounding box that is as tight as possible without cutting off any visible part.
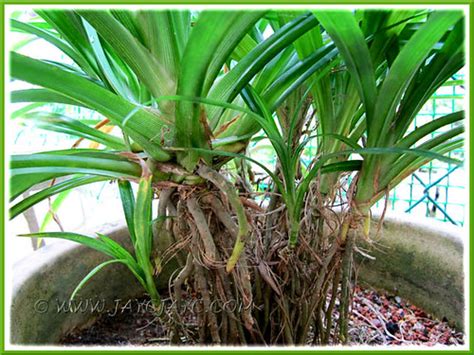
[10,214,464,345]
[357,213,464,330]
[10,221,178,345]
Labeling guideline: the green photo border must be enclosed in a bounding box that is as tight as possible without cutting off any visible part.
[0,0,471,353]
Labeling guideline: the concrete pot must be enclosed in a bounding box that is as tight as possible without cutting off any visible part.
[10,221,177,345]
[10,214,464,345]
[357,214,464,330]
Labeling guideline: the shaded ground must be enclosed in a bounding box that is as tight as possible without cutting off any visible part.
[61,285,463,347]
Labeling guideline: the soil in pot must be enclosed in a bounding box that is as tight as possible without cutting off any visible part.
[60,284,463,346]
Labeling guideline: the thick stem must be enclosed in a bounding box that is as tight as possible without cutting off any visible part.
[186,196,217,263]
[197,164,250,272]
[206,194,255,338]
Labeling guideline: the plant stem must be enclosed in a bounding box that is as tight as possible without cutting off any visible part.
[197,164,249,272]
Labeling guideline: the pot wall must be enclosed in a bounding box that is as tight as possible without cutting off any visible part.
[10,214,464,344]
[357,214,464,330]
[10,221,177,345]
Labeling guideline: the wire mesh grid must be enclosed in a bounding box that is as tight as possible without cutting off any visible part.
[250,73,465,226]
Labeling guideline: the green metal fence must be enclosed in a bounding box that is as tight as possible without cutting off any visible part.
[251,73,466,226]
[373,74,465,225]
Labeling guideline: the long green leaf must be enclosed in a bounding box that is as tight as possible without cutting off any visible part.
[36,9,100,78]
[11,151,141,184]
[10,18,96,76]
[314,10,377,134]
[393,17,464,141]
[70,249,146,299]
[21,111,127,150]
[11,89,87,108]
[381,128,464,186]
[11,52,171,161]
[10,175,107,219]
[175,10,265,169]
[77,10,175,101]
[132,172,161,306]
[395,111,464,149]
[70,259,127,300]
[11,103,46,119]
[208,12,319,129]
[118,180,136,244]
[96,233,139,265]
[82,20,136,102]
[370,10,463,146]
[10,173,69,201]
[134,174,153,261]
[18,232,115,257]
[135,10,190,80]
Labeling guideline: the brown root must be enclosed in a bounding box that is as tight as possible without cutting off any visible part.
[158,169,361,346]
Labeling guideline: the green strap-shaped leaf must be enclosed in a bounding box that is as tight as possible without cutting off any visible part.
[217,44,338,142]
[10,18,97,77]
[70,259,128,300]
[11,89,87,108]
[18,232,115,257]
[118,180,136,244]
[135,10,190,80]
[133,174,153,272]
[263,44,338,111]
[207,12,319,129]
[370,10,463,147]
[11,103,46,119]
[10,173,69,201]
[36,10,99,72]
[10,175,108,219]
[395,111,464,149]
[11,52,171,162]
[96,233,139,265]
[82,20,136,102]
[110,10,143,42]
[320,160,362,174]
[11,151,141,188]
[94,233,145,286]
[19,231,147,299]
[10,149,116,200]
[130,172,161,308]
[78,10,175,101]
[393,17,464,141]
[175,10,266,170]
[279,11,336,141]
[381,139,463,200]
[314,10,377,135]
[21,111,127,150]
[380,127,465,187]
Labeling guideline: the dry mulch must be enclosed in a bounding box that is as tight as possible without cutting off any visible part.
[61,285,464,347]
[349,285,464,346]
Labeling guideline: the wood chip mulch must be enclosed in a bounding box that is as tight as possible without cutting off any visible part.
[349,285,464,346]
[61,285,464,347]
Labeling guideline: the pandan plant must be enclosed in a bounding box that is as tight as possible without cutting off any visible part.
[9,7,464,345]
